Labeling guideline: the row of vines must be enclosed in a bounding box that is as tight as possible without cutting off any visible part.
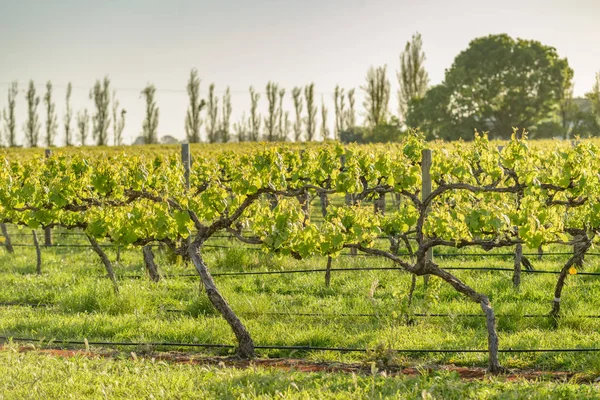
[0,132,598,373]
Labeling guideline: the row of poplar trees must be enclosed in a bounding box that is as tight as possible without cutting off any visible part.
[0,32,428,146]
[0,78,127,147]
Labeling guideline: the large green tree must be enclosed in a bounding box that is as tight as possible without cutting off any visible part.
[408,34,572,140]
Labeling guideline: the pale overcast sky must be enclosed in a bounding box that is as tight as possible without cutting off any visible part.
[1,0,599,145]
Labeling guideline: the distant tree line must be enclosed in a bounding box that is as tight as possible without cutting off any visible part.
[2,32,600,147]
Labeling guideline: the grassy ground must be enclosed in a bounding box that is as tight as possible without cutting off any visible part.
[0,347,599,399]
[1,227,600,397]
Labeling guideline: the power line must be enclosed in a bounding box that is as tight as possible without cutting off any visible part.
[0,82,347,96]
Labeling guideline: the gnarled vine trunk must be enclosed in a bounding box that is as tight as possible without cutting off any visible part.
[324,256,332,287]
[1,223,14,253]
[427,263,502,374]
[143,245,161,282]
[32,230,42,275]
[188,242,255,358]
[512,243,523,288]
[87,235,119,294]
[550,239,591,319]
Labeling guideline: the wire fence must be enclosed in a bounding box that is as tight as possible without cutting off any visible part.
[4,242,600,278]
[1,301,599,320]
[3,240,598,259]
[1,335,599,355]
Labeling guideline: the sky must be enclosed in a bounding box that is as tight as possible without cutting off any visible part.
[0,0,599,145]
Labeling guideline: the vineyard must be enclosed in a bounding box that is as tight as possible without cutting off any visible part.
[1,132,600,384]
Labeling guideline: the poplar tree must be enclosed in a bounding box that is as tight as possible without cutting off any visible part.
[587,72,600,124]
[277,88,286,141]
[249,86,261,141]
[304,83,317,141]
[24,80,41,148]
[558,68,577,139]
[264,82,278,141]
[90,76,111,146]
[283,111,291,141]
[346,88,356,128]
[76,109,89,146]
[2,81,18,147]
[185,68,204,143]
[320,99,329,141]
[64,83,73,146]
[362,66,390,128]
[206,83,219,143]
[333,85,346,139]
[112,91,126,146]
[234,112,249,142]
[292,87,303,142]
[43,81,58,147]
[141,84,159,144]
[220,87,232,143]
[397,32,429,121]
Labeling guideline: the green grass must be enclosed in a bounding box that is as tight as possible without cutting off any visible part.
[2,227,600,396]
[0,347,599,399]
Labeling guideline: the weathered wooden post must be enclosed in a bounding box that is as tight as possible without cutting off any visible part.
[32,231,42,275]
[181,143,191,250]
[341,154,357,257]
[44,149,53,247]
[421,149,433,280]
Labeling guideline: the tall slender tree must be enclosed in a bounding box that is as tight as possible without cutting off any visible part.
[206,83,219,143]
[362,66,390,128]
[64,83,73,146]
[397,32,429,121]
[304,83,317,141]
[234,112,249,142]
[2,81,18,147]
[277,88,286,141]
[220,87,232,143]
[320,99,329,141]
[558,68,577,139]
[76,109,89,146]
[43,81,58,147]
[24,80,41,147]
[141,84,159,144]
[283,111,291,141]
[111,91,126,146]
[292,87,303,142]
[89,76,111,146]
[185,68,204,143]
[249,86,261,142]
[264,82,278,141]
[587,71,600,124]
[346,88,357,128]
[333,85,346,139]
